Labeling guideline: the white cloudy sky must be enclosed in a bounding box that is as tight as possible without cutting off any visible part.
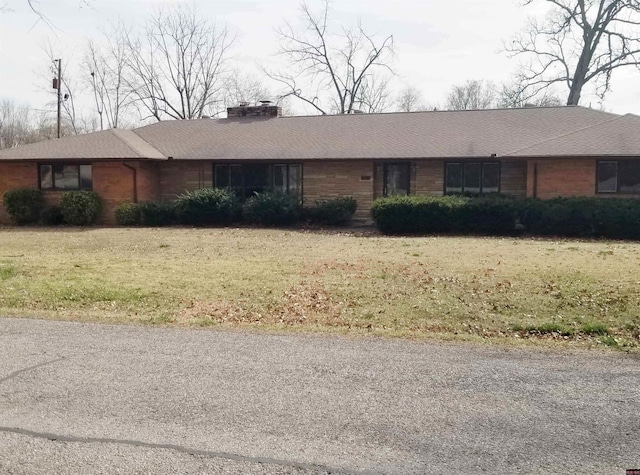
[1,0,639,119]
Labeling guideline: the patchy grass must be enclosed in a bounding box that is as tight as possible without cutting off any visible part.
[0,227,639,349]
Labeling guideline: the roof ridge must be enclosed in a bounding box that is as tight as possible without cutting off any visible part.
[111,128,166,159]
[502,114,626,157]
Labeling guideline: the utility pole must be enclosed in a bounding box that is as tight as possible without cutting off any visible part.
[53,59,62,139]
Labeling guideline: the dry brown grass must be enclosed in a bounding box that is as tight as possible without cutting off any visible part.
[0,226,639,349]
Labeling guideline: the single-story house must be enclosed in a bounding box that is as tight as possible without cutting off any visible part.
[1,103,639,224]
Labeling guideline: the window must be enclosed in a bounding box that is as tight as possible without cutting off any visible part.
[214,163,302,198]
[597,160,640,194]
[384,163,410,196]
[445,162,500,194]
[39,164,92,190]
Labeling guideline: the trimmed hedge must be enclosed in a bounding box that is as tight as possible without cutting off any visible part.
[139,201,176,227]
[2,188,44,225]
[175,188,240,226]
[242,192,301,226]
[372,195,640,239]
[115,202,142,226]
[115,201,177,227]
[59,190,102,225]
[304,197,357,226]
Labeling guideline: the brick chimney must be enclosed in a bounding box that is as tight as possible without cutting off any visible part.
[227,100,282,118]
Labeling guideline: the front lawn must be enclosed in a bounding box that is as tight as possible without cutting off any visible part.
[0,227,638,349]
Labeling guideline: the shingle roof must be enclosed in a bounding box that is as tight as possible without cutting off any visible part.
[505,113,640,157]
[0,129,165,160]
[0,106,636,161]
[134,106,623,160]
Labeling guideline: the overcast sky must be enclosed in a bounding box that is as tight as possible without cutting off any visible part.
[1,0,639,119]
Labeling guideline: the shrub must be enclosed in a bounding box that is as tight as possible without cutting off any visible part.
[175,188,239,226]
[242,192,301,226]
[459,195,520,235]
[59,190,102,226]
[41,205,65,226]
[305,197,357,226]
[2,188,43,225]
[115,202,142,226]
[371,195,472,235]
[373,194,640,239]
[139,201,177,227]
[520,197,597,237]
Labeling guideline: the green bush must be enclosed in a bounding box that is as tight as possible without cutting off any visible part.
[2,188,43,225]
[139,201,176,227]
[175,188,239,226]
[41,205,65,226]
[242,192,301,226]
[59,190,102,226]
[372,194,640,239]
[371,195,472,234]
[520,197,597,237]
[115,202,142,226]
[304,197,357,226]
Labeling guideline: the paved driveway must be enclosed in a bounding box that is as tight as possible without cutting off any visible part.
[0,318,638,474]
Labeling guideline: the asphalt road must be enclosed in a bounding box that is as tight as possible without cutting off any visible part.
[0,318,638,474]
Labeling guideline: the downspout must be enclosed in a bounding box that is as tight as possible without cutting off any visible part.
[122,163,138,203]
[533,163,538,199]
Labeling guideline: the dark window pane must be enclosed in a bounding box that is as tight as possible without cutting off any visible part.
[273,165,287,193]
[482,163,500,193]
[597,161,618,193]
[53,164,79,189]
[385,163,410,196]
[289,165,301,196]
[40,165,52,189]
[79,165,92,189]
[464,163,481,193]
[215,165,229,188]
[618,161,640,193]
[229,165,243,189]
[243,164,269,197]
[446,163,463,193]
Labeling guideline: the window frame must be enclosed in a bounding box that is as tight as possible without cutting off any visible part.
[596,159,640,195]
[38,163,93,191]
[444,161,501,195]
[382,162,411,197]
[213,163,303,198]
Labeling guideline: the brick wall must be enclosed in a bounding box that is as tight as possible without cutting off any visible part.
[527,158,595,199]
[303,161,375,221]
[158,161,211,200]
[501,161,527,197]
[414,161,445,196]
[93,162,160,224]
[0,162,38,224]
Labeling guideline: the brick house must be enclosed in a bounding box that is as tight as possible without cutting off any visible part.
[1,104,639,224]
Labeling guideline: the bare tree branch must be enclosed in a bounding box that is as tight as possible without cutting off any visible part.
[265,0,394,114]
[506,0,640,105]
[446,80,497,110]
[120,5,235,121]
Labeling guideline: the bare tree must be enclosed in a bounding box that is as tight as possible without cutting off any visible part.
[84,31,134,129]
[396,85,428,112]
[0,100,31,149]
[224,72,272,109]
[506,0,640,105]
[267,0,394,114]
[497,77,563,108]
[446,80,496,110]
[353,75,393,113]
[121,6,235,121]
